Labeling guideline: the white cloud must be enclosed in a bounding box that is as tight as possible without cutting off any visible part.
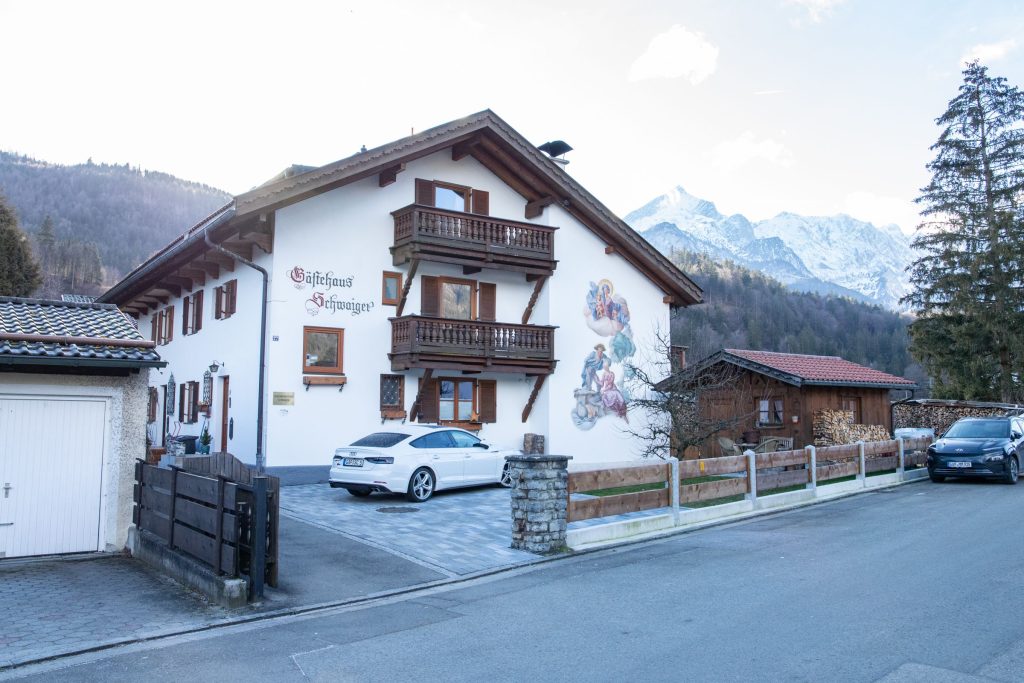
[783,0,845,23]
[754,89,787,96]
[961,39,1018,64]
[710,131,794,172]
[844,191,921,234]
[628,25,718,84]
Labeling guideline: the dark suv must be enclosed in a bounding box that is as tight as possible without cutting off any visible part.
[927,417,1023,484]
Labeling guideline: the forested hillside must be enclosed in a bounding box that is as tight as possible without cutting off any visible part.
[670,251,925,386]
[0,152,230,297]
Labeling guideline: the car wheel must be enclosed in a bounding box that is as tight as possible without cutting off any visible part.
[345,486,372,497]
[929,472,945,483]
[1004,457,1019,485]
[500,461,514,488]
[406,467,435,502]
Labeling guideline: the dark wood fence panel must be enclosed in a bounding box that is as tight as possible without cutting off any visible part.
[755,450,807,469]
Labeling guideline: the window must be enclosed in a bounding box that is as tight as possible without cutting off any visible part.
[179,381,199,424]
[380,374,405,418]
[303,326,344,374]
[840,396,862,424]
[419,276,496,321]
[449,431,481,448]
[416,377,497,427]
[440,379,476,421]
[350,432,410,448]
[182,290,204,335]
[147,387,159,423]
[758,398,784,426]
[153,306,174,345]
[410,431,456,449]
[215,279,237,320]
[414,178,489,215]
[382,271,402,306]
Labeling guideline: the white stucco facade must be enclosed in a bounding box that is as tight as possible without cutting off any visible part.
[136,137,688,474]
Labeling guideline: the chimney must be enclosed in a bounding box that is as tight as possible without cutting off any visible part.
[537,140,573,169]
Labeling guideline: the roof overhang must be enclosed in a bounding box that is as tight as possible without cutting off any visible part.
[0,355,165,372]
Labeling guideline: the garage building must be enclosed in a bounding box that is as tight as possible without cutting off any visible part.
[0,297,164,558]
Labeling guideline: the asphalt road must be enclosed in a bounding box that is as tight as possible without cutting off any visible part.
[8,478,1024,682]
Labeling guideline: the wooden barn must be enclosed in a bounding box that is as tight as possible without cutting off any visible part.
[685,349,917,455]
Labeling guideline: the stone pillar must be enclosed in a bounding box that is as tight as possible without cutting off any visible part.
[506,454,571,554]
[522,433,546,454]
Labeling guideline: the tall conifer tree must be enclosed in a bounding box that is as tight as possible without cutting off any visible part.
[904,62,1024,401]
[0,194,42,297]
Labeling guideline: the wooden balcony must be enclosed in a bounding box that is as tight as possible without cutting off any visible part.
[391,205,557,277]
[390,316,556,374]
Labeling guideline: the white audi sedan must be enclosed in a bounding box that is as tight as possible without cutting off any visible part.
[328,425,518,502]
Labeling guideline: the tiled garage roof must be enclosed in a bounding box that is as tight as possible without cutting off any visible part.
[0,297,164,370]
[724,349,916,388]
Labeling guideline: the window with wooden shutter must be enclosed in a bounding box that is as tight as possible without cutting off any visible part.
[478,380,497,423]
[193,290,203,333]
[151,314,159,343]
[471,189,489,216]
[478,282,496,322]
[164,306,174,344]
[415,178,435,206]
[179,383,186,422]
[420,275,440,317]
[417,376,439,423]
[225,280,237,316]
[182,296,191,335]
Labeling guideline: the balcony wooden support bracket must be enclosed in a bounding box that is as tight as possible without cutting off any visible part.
[408,368,433,423]
[525,196,556,220]
[395,258,419,317]
[522,375,547,423]
[522,276,547,325]
[379,163,406,187]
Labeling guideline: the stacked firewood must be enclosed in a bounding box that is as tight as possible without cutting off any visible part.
[893,404,1010,437]
[813,410,889,446]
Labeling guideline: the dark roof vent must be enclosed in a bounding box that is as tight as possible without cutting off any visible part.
[538,140,573,158]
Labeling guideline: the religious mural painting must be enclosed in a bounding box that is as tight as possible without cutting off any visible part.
[572,279,634,430]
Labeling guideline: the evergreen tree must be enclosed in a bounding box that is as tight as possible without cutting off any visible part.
[0,195,42,297]
[36,215,56,268]
[903,62,1024,401]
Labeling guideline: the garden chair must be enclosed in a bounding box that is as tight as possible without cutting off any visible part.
[717,436,742,457]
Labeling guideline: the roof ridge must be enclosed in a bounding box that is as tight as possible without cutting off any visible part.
[0,296,121,311]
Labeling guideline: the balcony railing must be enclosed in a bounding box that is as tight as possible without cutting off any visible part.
[391,205,557,276]
[390,315,556,374]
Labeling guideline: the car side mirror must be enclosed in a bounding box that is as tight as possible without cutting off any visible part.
[1013,431,1022,440]
[472,442,489,449]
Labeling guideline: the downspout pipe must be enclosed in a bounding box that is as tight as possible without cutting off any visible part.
[204,232,269,473]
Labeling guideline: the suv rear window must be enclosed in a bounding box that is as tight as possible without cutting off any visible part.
[350,432,409,448]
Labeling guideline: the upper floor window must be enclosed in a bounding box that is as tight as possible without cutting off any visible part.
[303,326,344,374]
[215,279,237,320]
[153,306,174,346]
[182,290,204,336]
[415,178,489,215]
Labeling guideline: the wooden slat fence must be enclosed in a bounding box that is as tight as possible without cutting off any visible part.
[133,458,280,597]
[567,435,935,524]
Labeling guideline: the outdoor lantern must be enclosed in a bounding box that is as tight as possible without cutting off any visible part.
[209,361,223,374]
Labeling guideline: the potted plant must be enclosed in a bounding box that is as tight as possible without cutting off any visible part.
[198,426,212,454]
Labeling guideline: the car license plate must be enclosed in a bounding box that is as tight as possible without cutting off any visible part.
[343,458,364,467]
[949,461,972,468]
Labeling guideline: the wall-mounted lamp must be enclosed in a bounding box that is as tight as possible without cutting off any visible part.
[209,361,225,374]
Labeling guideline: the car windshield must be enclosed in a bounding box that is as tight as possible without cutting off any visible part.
[943,420,1010,439]
[349,432,409,448]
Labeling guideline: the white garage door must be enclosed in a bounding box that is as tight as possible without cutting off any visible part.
[0,395,107,558]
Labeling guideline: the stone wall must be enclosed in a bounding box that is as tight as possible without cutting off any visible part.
[507,454,570,554]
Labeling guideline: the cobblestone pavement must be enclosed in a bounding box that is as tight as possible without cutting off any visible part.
[0,555,230,669]
[279,484,537,576]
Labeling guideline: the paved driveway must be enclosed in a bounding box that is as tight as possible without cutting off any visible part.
[279,484,537,576]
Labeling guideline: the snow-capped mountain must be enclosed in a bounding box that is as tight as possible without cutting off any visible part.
[627,186,916,310]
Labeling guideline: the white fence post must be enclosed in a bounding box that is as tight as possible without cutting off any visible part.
[806,445,817,491]
[745,449,757,505]
[897,438,906,478]
[669,456,680,525]
[857,440,866,486]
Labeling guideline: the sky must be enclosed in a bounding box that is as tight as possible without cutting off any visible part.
[1,0,1023,235]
